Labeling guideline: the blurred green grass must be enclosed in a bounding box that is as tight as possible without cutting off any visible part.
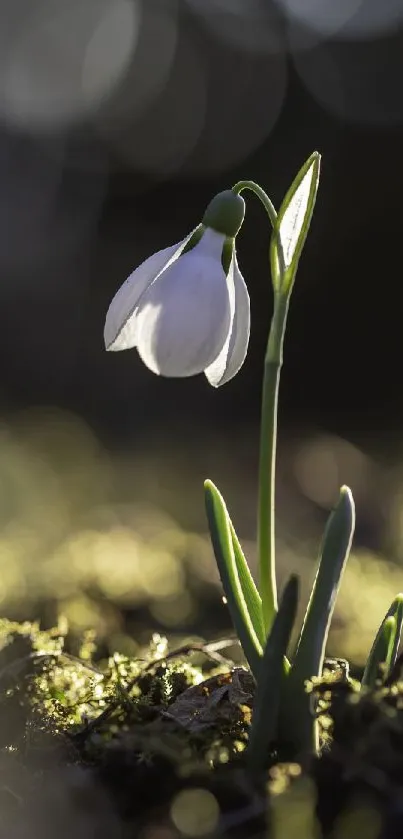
[0,405,401,667]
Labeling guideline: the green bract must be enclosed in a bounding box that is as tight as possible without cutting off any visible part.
[270,151,320,295]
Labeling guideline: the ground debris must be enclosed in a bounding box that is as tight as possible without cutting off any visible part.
[163,668,254,734]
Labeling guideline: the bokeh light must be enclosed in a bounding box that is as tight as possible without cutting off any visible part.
[170,788,219,837]
[102,29,207,177]
[293,433,371,509]
[100,9,287,177]
[94,0,179,138]
[277,0,403,42]
[0,0,140,132]
[0,407,401,667]
[186,0,286,56]
[292,34,403,126]
[333,804,382,839]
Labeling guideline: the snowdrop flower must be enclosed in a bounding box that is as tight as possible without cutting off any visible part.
[104,190,250,386]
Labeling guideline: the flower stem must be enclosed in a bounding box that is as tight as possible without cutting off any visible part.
[232,179,289,636]
[232,180,277,229]
[258,292,289,633]
[232,180,285,280]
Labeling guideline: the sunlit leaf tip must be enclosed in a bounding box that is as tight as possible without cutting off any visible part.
[204,478,263,675]
[362,614,397,689]
[339,483,354,508]
[273,150,321,291]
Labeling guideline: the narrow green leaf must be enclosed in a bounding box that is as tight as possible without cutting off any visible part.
[204,478,265,647]
[293,486,355,683]
[270,151,321,295]
[362,616,397,689]
[246,574,299,774]
[362,594,403,689]
[204,479,263,675]
[279,486,355,755]
[229,520,266,647]
[386,593,403,671]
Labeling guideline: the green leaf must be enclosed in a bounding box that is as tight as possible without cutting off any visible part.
[362,593,403,689]
[229,519,266,647]
[362,615,397,689]
[293,486,355,682]
[246,574,299,774]
[386,593,403,671]
[280,486,355,755]
[204,479,263,675]
[270,151,321,295]
[205,479,265,648]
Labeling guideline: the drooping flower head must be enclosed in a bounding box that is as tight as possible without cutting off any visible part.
[104,190,250,386]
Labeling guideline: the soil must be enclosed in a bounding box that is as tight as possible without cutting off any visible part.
[0,619,403,839]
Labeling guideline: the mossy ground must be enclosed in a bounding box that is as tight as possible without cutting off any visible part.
[1,620,403,839]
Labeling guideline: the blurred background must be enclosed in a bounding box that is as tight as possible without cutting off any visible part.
[0,0,402,667]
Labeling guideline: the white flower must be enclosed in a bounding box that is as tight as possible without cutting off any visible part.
[104,215,250,387]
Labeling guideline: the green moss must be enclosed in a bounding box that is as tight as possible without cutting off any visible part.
[0,620,253,773]
[3,619,403,838]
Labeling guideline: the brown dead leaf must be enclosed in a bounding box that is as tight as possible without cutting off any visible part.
[163,668,254,733]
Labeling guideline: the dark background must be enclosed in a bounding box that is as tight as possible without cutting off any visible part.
[0,0,402,663]
[0,0,401,440]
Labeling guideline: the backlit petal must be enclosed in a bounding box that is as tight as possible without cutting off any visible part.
[136,247,231,377]
[104,230,196,351]
[205,253,250,387]
[191,226,227,260]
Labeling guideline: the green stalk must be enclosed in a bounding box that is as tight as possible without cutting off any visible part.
[232,180,277,229]
[231,158,319,635]
[232,180,285,286]
[257,293,289,632]
[231,180,285,634]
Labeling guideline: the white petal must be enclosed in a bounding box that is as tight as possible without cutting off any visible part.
[104,229,196,351]
[205,253,250,387]
[135,247,231,377]
[191,226,226,260]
